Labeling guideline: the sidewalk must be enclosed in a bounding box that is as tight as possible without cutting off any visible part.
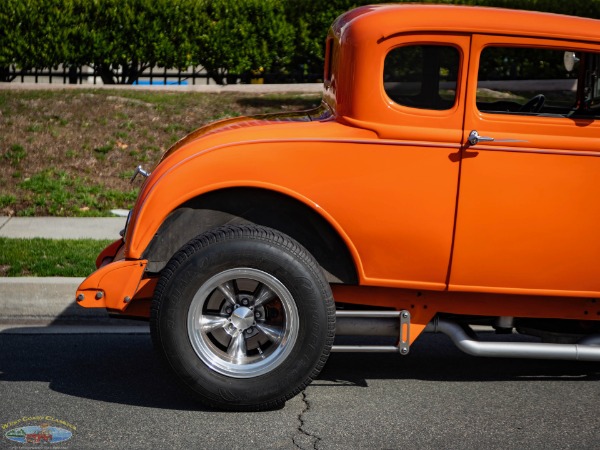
[0,216,125,239]
[0,216,136,329]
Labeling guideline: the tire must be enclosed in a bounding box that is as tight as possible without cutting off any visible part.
[150,224,335,411]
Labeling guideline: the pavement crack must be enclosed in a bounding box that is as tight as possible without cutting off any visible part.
[0,216,11,232]
[293,390,322,450]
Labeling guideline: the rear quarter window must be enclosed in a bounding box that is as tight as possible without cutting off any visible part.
[383,45,460,111]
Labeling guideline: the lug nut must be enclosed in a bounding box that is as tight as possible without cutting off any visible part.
[254,312,261,318]
[226,307,233,314]
[246,328,253,334]
[242,298,249,306]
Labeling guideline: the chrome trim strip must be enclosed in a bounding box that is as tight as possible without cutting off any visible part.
[474,145,600,158]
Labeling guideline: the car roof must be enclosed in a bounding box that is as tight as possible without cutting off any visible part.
[332,4,600,44]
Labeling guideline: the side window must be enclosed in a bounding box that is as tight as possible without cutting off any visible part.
[384,45,460,111]
[476,46,578,117]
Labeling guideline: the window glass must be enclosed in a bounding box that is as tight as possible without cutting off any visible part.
[384,45,460,110]
[584,53,600,111]
[477,46,578,116]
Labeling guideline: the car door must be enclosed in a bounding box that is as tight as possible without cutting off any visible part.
[450,34,600,296]
[347,35,469,289]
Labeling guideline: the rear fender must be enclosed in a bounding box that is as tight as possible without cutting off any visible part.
[95,239,124,269]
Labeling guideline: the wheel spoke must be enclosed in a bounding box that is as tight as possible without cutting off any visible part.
[227,331,247,361]
[256,323,284,342]
[254,283,276,307]
[218,281,237,305]
[199,315,228,333]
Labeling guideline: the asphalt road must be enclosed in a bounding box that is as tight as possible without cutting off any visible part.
[1,328,599,450]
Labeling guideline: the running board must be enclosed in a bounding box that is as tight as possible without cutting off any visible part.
[332,310,411,354]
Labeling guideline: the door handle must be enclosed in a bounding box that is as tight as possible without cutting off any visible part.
[467,130,494,145]
[467,130,527,146]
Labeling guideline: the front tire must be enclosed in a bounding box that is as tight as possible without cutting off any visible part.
[150,225,335,411]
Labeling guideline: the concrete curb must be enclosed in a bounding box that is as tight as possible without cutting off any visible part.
[0,277,107,321]
[0,277,151,329]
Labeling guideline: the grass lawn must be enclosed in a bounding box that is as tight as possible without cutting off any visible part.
[0,89,321,217]
[0,238,112,277]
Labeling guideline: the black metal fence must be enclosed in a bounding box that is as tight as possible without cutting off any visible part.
[1,65,321,85]
[2,65,212,85]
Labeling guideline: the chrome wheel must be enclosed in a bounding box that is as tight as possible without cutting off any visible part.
[187,268,299,378]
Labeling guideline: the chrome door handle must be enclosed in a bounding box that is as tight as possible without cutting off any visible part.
[468,130,494,146]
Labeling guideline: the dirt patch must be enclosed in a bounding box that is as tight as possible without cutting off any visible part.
[0,90,321,216]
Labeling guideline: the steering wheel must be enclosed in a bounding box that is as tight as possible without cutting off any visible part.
[519,94,545,113]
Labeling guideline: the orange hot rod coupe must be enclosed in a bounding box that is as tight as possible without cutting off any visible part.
[77,4,600,410]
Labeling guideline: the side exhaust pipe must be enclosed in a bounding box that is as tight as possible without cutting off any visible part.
[333,310,600,360]
[429,318,600,362]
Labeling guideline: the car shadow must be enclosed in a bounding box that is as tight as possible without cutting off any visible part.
[0,330,598,410]
[0,331,207,411]
[319,333,600,387]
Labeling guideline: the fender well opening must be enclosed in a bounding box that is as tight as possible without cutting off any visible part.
[142,188,358,284]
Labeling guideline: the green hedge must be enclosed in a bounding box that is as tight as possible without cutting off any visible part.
[2,0,600,84]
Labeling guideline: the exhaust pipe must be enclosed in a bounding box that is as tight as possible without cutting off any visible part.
[429,318,600,362]
[334,310,600,360]
[333,310,409,353]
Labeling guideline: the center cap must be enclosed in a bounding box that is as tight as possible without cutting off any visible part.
[230,306,254,330]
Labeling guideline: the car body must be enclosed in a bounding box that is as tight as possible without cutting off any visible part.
[77,4,600,410]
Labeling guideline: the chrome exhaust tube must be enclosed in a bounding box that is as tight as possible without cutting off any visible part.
[333,310,409,353]
[335,311,399,336]
[430,318,600,362]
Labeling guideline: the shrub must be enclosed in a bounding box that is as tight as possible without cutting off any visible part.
[1,0,600,84]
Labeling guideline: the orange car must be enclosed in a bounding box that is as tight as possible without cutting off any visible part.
[77,4,600,410]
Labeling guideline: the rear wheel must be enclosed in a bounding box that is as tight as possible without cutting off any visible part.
[150,225,335,411]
